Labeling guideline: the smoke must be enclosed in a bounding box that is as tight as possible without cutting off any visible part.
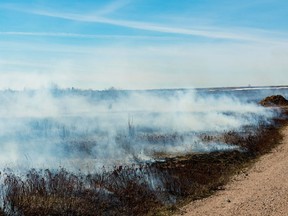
[0,88,275,171]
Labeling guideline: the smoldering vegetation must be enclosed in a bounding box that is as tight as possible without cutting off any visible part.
[0,88,277,169]
[0,87,287,215]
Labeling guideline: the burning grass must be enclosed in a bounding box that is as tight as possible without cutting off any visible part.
[0,106,287,215]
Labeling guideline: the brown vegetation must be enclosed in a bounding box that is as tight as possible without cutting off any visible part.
[0,119,285,215]
[260,95,288,107]
[0,99,288,215]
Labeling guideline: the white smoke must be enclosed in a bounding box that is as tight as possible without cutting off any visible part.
[0,88,275,171]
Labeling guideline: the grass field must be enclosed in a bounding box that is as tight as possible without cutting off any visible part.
[0,108,286,215]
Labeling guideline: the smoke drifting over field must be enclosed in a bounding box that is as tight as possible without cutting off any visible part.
[0,88,275,171]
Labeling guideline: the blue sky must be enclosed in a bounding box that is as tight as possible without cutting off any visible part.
[0,0,287,90]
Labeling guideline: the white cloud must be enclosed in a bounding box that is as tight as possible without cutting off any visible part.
[0,31,176,41]
[96,0,131,16]
[2,5,288,45]
[1,2,287,90]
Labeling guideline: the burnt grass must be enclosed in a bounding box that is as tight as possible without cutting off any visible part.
[1,108,288,216]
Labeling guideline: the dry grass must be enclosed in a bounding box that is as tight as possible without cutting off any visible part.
[0,108,287,216]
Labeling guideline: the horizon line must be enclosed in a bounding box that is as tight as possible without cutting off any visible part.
[1,84,288,92]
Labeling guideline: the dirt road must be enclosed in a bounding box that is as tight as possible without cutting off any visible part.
[179,126,288,216]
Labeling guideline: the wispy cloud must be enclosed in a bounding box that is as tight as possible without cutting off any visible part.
[27,9,251,40]
[96,0,131,16]
[0,1,287,90]
[0,31,174,40]
[0,31,100,38]
[1,4,286,45]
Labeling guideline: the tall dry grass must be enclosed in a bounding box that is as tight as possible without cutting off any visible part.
[0,108,287,215]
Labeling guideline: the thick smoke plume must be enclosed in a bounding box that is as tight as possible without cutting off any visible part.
[0,88,275,171]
